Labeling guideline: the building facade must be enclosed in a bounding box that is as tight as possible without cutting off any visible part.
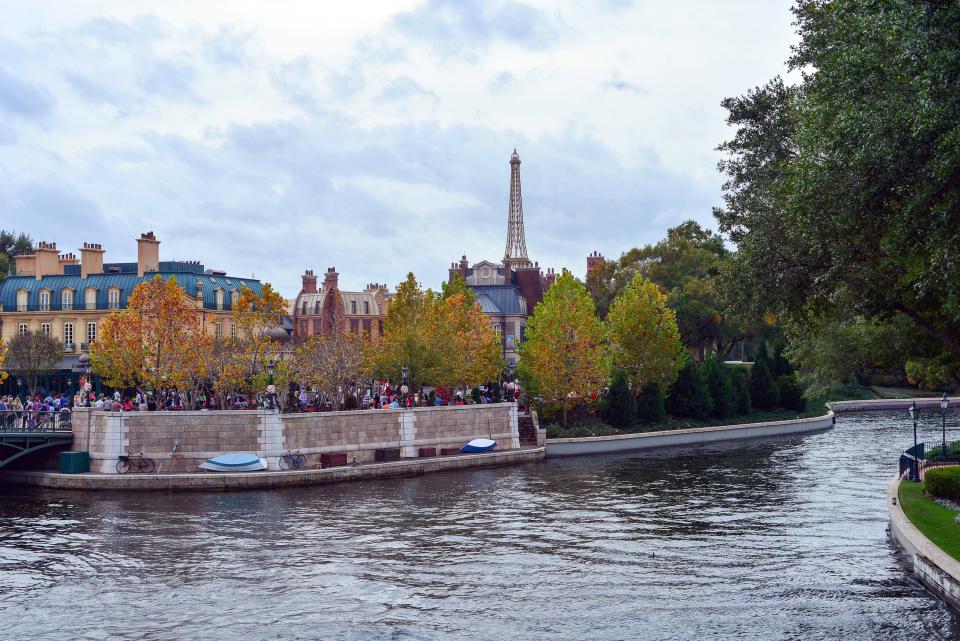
[290,267,391,340]
[447,150,556,365]
[0,232,262,396]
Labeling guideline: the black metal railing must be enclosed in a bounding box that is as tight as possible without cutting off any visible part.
[0,410,73,432]
[899,442,925,480]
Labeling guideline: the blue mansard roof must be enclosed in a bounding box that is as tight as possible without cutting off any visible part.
[469,285,527,315]
[1,267,262,313]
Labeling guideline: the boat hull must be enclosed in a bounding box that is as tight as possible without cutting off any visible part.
[460,438,497,454]
[199,452,268,472]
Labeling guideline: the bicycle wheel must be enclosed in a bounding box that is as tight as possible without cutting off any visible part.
[140,458,156,474]
[279,455,292,470]
[116,459,131,474]
[295,454,307,469]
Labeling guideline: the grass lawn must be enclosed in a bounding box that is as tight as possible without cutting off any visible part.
[898,480,960,562]
[872,386,942,399]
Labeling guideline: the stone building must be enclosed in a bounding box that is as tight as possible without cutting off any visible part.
[447,150,556,365]
[0,233,262,395]
[290,267,391,340]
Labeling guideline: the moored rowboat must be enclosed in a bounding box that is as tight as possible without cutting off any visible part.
[199,452,268,472]
[460,438,497,454]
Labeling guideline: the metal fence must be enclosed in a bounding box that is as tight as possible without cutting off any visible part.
[0,410,73,432]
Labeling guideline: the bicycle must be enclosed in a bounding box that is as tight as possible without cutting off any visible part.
[116,450,156,474]
[278,450,306,470]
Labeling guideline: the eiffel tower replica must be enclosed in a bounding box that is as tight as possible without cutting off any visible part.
[503,149,532,271]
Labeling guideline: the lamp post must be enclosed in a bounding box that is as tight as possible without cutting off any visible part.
[401,365,409,403]
[908,401,919,482]
[942,393,950,460]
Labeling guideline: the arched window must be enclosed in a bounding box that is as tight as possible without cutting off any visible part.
[39,289,51,311]
[62,289,74,310]
[108,288,121,309]
[84,287,97,310]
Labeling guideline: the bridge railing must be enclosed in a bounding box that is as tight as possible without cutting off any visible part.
[0,410,74,433]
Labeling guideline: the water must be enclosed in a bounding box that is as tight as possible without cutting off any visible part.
[2,411,960,640]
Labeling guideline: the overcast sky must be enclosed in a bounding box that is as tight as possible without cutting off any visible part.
[0,1,795,296]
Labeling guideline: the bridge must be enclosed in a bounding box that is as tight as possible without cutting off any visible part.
[0,412,74,470]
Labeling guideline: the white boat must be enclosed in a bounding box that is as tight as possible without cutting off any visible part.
[460,438,497,453]
[199,452,268,472]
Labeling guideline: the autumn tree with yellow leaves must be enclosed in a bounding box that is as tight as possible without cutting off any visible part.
[294,304,369,410]
[517,270,607,425]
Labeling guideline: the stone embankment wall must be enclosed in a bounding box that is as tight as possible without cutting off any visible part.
[72,404,519,474]
[830,397,960,413]
[887,475,960,611]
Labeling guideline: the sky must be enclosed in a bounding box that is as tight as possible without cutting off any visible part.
[0,0,797,297]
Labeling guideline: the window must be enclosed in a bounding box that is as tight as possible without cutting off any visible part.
[230,322,236,339]
[312,319,321,334]
[64,323,74,346]
[362,318,371,336]
[18,323,28,336]
[39,290,50,311]
[87,322,97,344]
[215,321,223,339]
[62,289,73,310]
[108,288,121,309]
[363,301,369,315]
[40,323,50,335]
[231,289,239,306]
[301,301,307,315]
[299,320,307,335]
[520,325,526,342]
[350,300,357,314]
[215,289,224,311]
[349,318,359,331]
[16,290,28,312]
[85,288,97,310]
[378,319,384,336]
[493,323,503,337]
[314,301,321,314]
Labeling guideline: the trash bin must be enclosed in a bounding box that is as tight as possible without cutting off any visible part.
[59,451,90,474]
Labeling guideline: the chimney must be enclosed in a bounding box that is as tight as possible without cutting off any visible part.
[301,270,317,294]
[14,250,36,277]
[80,243,105,279]
[58,252,79,274]
[136,231,160,277]
[324,266,339,291]
[33,241,60,280]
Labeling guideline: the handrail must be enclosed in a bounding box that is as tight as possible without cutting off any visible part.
[0,410,74,433]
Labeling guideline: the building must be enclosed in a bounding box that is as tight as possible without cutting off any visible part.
[0,232,262,396]
[447,150,556,365]
[290,267,391,340]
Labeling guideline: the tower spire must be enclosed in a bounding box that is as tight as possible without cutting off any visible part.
[504,149,531,266]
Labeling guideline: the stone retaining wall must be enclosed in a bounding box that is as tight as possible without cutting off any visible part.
[830,397,960,413]
[71,403,519,473]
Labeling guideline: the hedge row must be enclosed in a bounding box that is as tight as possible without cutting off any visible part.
[924,467,960,503]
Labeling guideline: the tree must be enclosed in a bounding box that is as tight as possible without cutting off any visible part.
[606,273,684,392]
[90,276,210,405]
[715,1,960,372]
[0,230,33,277]
[666,358,713,420]
[295,327,368,410]
[776,375,806,412]
[433,291,503,389]
[220,283,287,400]
[748,355,778,411]
[368,273,438,391]
[0,339,7,387]
[635,383,666,424]
[730,367,752,415]
[517,270,607,426]
[703,356,735,419]
[606,369,636,428]
[5,330,63,397]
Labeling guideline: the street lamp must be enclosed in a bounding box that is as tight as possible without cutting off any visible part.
[401,365,408,386]
[941,393,950,460]
[267,359,276,384]
[908,401,919,482]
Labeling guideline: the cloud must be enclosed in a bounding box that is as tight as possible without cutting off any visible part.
[380,76,435,102]
[0,68,56,119]
[138,59,199,102]
[603,76,646,94]
[489,71,519,94]
[393,0,561,54]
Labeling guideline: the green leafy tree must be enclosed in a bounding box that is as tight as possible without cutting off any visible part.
[667,358,713,419]
[636,383,666,424]
[703,356,735,419]
[517,270,607,426]
[0,230,33,278]
[715,1,960,379]
[606,273,684,392]
[748,356,778,411]
[776,374,806,412]
[605,369,636,428]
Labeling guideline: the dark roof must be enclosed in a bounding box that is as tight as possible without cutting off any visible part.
[1,270,262,312]
[469,285,525,315]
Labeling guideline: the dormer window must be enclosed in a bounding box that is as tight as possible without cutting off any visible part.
[17,289,28,312]
[62,289,74,310]
[314,301,321,314]
[230,289,239,306]
[108,287,121,309]
[85,287,97,310]
[301,301,307,315]
[39,289,51,311]
[364,301,370,315]
[215,289,224,311]
[350,300,357,314]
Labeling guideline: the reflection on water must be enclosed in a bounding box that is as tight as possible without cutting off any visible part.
[2,412,959,640]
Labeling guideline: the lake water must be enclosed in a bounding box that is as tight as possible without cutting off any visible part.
[2,411,959,640]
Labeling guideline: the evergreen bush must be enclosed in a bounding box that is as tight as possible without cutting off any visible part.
[925,467,960,503]
[667,359,713,419]
[606,370,636,428]
[704,357,735,419]
[730,367,752,415]
[771,342,794,378]
[749,356,779,411]
[636,383,667,424]
[775,375,806,411]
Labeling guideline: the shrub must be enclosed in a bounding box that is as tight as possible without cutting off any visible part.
[636,383,666,424]
[925,467,960,503]
[342,394,358,410]
[545,423,565,439]
[667,358,713,419]
[749,357,779,411]
[730,366,752,415]
[776,375,806,412]
[606,370,636,428]
[704,357,735,419]
[771,342,794,378]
